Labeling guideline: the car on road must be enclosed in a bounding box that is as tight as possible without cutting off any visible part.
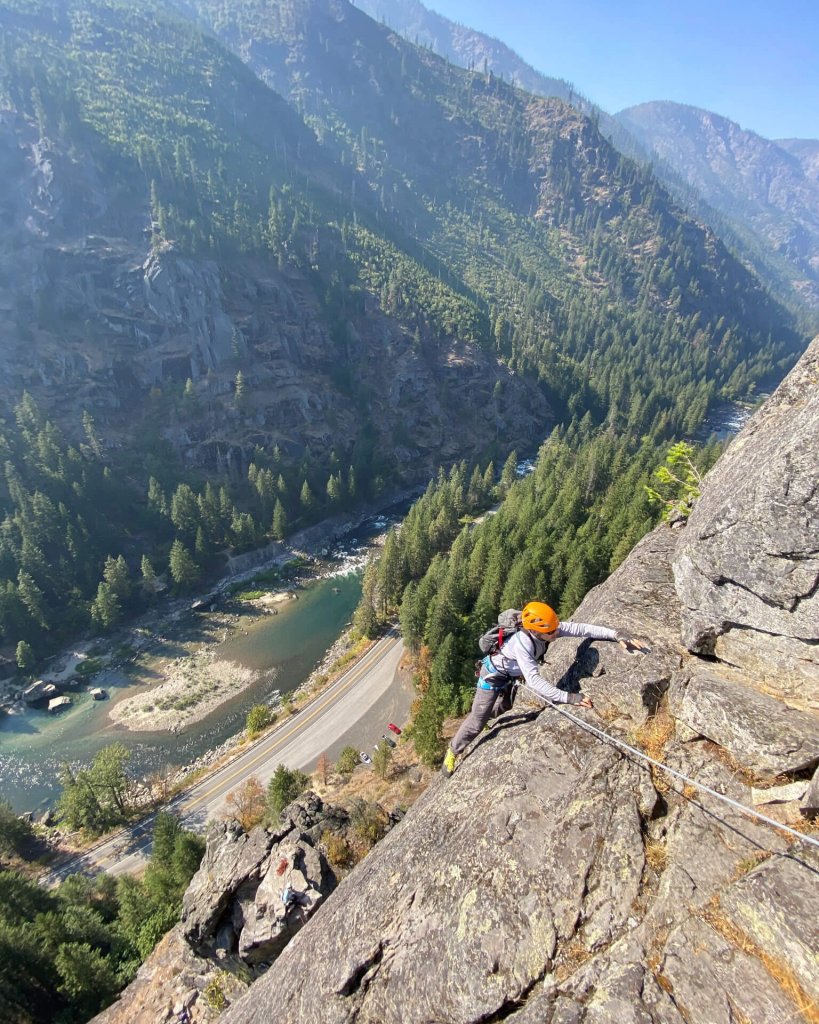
[387,723,401,735]
[359,751,372,764]
[380,734,396,748]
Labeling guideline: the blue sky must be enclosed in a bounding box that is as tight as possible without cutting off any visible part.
[424,0,819,140]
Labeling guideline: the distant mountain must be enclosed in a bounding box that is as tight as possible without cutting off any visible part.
[351,0,584,106]
[348,0,818,325]
[776,137,819,184]
[617,102,819,319]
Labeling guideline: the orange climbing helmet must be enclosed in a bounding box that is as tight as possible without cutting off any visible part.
[521,601,559,636]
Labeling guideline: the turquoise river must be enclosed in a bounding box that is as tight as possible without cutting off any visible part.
[0,572,362,812]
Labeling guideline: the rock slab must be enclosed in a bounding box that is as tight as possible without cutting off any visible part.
[673,335,819,700]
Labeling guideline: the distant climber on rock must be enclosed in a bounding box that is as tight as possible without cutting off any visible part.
[442,601,649,777]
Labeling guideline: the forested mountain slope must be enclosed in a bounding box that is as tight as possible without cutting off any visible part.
[0,0,806,659]
[181,0,802,428]
[349,0,819,328]
[617,101,819,320]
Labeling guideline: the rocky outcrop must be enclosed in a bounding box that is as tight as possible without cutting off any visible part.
[181,794,342,959]
[669,664,819,775]
[673,334,819,704]
[90,924,250,1024]
[141,251,235,380]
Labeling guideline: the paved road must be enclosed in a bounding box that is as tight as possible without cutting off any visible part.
[45,631,406,883]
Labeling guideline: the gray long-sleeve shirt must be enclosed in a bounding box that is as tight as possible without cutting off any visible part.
[487,622,617,703]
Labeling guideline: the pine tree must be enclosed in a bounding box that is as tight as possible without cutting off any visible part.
[15,639,34,672]
[326,473,342,505]
[168,540,200,590]
[147,477,168,518]
[16,570,49,630]
[170,484,200,539]
[271,498,288,540]
[141,555,157,590]
[234,370,246,407]
[90,581,121,631]
[81,410,103,460]
[352,558,378,639]
[299,479,314,513]
[266,764,309,825]
[499,451,518,495]
[103,555,131,603]
[377,529,406,615]
[412,688,445,767]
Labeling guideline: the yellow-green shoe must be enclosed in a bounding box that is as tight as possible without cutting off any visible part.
[441,748,458,778]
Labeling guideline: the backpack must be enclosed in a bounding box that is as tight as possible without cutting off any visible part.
[478,609,522,655]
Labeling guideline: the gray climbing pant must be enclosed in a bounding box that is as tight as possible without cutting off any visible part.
[450,685,515,755]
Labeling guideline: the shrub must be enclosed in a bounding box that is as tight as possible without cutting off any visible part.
[266,765,310,824]
[245,704,273,738]
[321,829,356,869]
[336,746,360,777]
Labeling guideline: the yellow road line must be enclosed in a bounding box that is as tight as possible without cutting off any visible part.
[78,634,400,872]
[181,636,399,811]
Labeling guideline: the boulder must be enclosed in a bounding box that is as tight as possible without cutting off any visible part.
[236,839,333,963]
[668,665,819,776]
[181,794,341,957]
[22,679,59,704]
[672,334,819,697]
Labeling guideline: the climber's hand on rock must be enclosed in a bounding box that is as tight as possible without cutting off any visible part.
[615,631,651,654]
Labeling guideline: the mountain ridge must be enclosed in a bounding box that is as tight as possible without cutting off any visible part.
[616,100,819,318]
[346,0,819,325]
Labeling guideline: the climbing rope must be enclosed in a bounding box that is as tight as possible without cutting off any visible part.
[526,691,819,852]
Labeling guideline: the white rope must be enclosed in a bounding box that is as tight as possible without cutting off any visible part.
[527,693,819,852]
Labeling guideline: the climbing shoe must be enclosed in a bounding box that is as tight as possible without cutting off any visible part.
[441,748,458,777]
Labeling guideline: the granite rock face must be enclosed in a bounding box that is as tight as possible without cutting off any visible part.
[673,334,819,702]
[181,795,341,958]
[669,665,819,776]
[226,713,651,1024]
